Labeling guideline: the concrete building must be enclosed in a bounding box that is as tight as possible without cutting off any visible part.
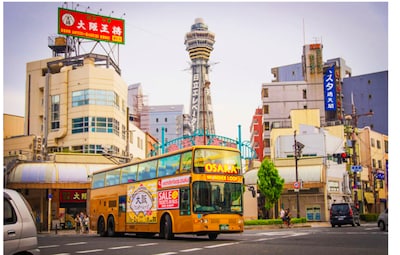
[357,127,388,213]
[4,51,148,231]
[261,44,353,159]
[342,71,388,135]
[249,108,264,162]
[147,105,185,143]
[184,18,216,134]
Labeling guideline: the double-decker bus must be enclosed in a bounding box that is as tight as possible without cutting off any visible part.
[88,145,244,240]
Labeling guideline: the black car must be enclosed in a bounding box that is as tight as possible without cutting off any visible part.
[330,203,361,227]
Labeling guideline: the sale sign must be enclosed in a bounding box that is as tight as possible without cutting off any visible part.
[157,189,179,209]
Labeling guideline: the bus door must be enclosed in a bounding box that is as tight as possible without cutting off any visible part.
[118,195,127,232]
[174,187,192,232]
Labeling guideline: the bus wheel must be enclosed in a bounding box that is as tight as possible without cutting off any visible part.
[107,216,116,237]
[163,214,174,240]
[208,233,218,240]
[98,217,107,237]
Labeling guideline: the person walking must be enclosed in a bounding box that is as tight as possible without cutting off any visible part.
[74,213,81,233]
[284,208,292,228]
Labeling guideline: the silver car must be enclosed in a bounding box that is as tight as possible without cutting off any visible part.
[4,188,40,255]
[377,208,388,231]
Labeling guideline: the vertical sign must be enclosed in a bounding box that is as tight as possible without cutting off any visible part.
[324,65,336,111]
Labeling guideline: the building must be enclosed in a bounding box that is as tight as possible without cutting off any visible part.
[246,109,350,221]
[357,127,388,213]
[5,50,148,231]
[260,44,353,159]
[127,83,148,129]
[249,108,264,162]
[342,71,388,135]
[147,105,185,143]
[184,18,216,134]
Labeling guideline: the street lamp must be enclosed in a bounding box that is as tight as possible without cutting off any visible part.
[294,131,304,218]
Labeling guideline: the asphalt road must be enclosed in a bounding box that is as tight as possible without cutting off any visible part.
[38,223,388,255]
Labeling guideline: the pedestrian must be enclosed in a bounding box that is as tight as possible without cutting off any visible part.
[74,213,81,233]
[280,207,286,225]
[83,214,89,233]
[284,208,292,228]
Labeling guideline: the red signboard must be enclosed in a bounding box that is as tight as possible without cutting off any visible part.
[157,189,180,209]
[59,189,87,203]
[58,8,125,44]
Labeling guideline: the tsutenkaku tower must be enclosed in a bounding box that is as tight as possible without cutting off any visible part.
[184,18,216,135]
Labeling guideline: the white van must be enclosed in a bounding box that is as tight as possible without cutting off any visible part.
[3,188,40,255]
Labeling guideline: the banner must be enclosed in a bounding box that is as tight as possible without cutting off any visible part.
[58,8,125,44]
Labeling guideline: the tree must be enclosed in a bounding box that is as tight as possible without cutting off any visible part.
[257,158,284,210]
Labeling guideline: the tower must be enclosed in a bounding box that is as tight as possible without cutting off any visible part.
[185,18,216,135]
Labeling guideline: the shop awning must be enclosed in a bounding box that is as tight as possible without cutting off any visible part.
[364,192,375,204]
[7,163,112,184]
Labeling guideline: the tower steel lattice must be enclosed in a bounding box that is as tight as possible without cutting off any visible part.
[185,18,216,135]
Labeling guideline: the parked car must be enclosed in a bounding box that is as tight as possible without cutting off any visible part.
[3,188,40,255]
[377,208,388,231]
[330,203,361,227]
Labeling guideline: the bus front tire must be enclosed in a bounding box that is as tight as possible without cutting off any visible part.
[98,217,107,237]
[162,214,174,240]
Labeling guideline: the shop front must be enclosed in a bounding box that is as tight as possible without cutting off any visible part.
[6,162,110,231]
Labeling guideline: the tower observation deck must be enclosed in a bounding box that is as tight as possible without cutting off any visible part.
[185,18,216,135]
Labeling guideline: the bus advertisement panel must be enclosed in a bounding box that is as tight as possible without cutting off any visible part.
[89,145,244,240]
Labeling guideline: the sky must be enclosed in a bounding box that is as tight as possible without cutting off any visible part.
[2,1,390,142]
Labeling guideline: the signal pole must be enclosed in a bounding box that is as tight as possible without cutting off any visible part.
[294,131,304,218]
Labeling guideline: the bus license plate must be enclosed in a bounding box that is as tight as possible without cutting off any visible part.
[220,224,229,231]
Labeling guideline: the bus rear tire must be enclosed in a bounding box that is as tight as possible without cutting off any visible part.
[162,214,174,240]
[107,216,116,237]
[208,233,218,240]
[98,217,107,237]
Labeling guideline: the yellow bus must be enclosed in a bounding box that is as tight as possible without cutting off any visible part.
[88,145,244,240]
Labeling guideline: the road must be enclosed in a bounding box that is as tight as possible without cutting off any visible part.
[38,223,388,255]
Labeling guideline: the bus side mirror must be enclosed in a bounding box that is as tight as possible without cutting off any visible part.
[248,186,256,198]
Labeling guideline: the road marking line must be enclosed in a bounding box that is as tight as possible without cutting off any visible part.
[109,246,133,249]
[66,242,87,246]
[38,245,60,248]
[52,253,70,255]
[204,242,239,249]
[180,248,203,252]
[153,252,178,255]
[137,242,158,246]
[76,249,104,253]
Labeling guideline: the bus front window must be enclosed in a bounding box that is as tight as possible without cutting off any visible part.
[192,182,243,214]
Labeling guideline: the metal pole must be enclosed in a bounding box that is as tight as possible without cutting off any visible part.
[294,131,300,218]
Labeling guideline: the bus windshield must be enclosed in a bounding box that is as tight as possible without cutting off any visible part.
[193,181,243,214]
[194,148,241,175]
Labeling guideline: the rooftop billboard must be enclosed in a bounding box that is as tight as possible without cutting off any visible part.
[58,8,125,44]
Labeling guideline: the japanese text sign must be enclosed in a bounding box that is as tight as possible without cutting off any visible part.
[324,65,337,111]
[58,8,125,44]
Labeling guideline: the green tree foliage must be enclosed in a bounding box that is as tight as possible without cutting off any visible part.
[257,158,284,210]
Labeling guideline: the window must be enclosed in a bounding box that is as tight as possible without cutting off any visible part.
[121,165,138,183]
[263,105,269,114]
[137,160,158,181]
[377,140,381,149]
[371,138,375,147]
[378,160,382,169]
[303,89,307,99]
[4,198,17,225]
[264,122,270,131]
[158,154,181,177]
[72,117,89,134]
[264,138,270,148]
[72,89,118,107]
[372,158,376,168]
[106,169,121,186]
[51,95,60,130]
[262,88,269,98]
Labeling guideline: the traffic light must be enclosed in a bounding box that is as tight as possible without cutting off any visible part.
[341,152,348,163]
